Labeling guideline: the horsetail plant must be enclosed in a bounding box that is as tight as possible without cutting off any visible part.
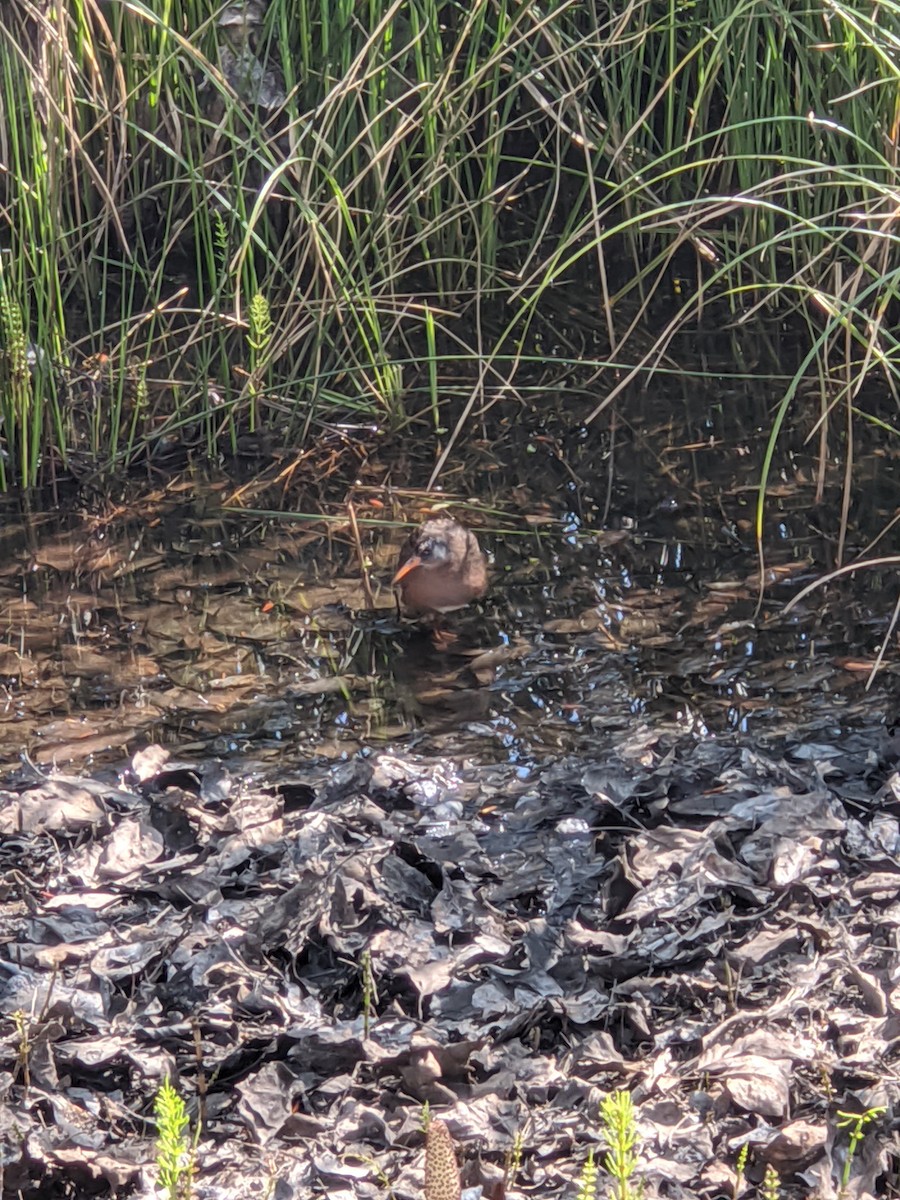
[154,1078,193,1200]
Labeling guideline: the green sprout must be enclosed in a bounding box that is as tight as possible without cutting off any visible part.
[836,1106,886,1194]
[576,1147,598,1200]
[154,1078,193,1200]
[599,1090,641,1200]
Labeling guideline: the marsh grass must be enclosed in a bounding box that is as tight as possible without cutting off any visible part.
[0,0,897,498]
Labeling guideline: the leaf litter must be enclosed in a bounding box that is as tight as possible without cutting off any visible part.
[1,497,900,1197]
[2,710,900,1197]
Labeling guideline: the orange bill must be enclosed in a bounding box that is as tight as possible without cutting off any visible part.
[392,556,422,585]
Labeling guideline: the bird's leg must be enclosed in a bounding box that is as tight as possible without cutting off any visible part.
[430,616,459,649]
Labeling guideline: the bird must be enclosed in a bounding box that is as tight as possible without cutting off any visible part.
[392,517,488,622]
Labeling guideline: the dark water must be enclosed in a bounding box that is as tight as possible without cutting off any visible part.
[0,415,896,783]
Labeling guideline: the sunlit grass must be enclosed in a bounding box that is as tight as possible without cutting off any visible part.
[0,0,897,495]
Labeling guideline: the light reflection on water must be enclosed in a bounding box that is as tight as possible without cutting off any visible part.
[0,477,892,776]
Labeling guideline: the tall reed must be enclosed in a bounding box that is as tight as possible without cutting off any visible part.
[0,0,895,490]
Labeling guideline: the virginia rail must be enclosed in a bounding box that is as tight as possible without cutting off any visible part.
[392,518,488,620]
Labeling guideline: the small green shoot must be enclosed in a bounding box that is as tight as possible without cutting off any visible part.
[836,1106,886,1194]
[0,284,31,488]
[247,291,273,430]
[503,1128,524,1195]
[762,1162,780,1200]
[248,292,272,362]
[11,1009,31,1090]
[213,211,229,282]
[576,1146,598,1200]
[733,1141,748,1199]
[599,1090,641,1200]
[154,1078,192,1200]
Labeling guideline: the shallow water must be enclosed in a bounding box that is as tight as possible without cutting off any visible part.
[0,456,894,782]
